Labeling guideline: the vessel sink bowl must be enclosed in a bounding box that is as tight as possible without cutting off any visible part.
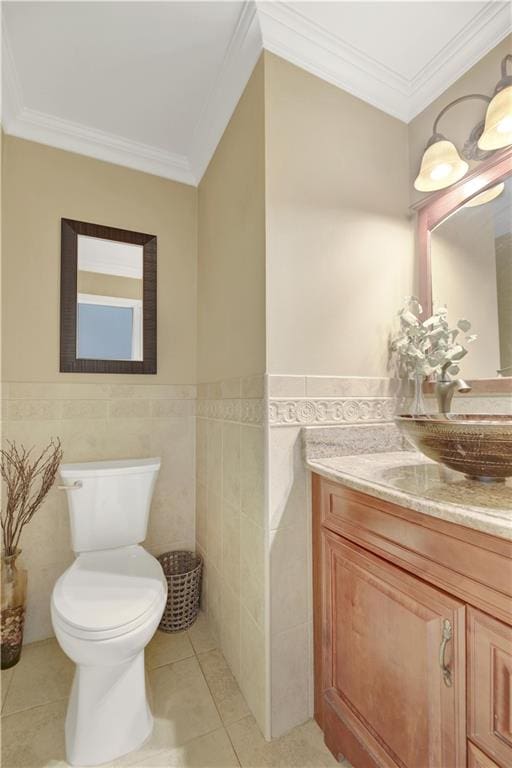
[396,414,512,482]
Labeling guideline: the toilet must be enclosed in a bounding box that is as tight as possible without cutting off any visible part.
[51,458,167,767]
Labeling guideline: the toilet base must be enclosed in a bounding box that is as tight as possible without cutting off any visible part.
[65,650,153,766]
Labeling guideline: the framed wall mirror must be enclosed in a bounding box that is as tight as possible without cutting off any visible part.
[416,146,512,387]
[60,219,157,373]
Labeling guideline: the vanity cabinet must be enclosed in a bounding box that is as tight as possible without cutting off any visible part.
[467,609,512,768]
[312,475,512,768]
[467,743,502,768]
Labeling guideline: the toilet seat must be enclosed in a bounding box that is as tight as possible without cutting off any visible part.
[52,545,167,641]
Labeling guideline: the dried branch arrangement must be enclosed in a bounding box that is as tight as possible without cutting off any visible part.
[391,297,477,378]
[1,439,63,556]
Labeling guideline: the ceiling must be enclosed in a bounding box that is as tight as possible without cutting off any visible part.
[2,1,510,185]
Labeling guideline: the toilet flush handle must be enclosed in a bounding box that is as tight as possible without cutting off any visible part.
[57,481,83,491]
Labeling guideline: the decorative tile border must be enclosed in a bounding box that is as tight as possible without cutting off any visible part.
[3,382,197,400]
[268,397,396,426]
[196,398,264,425]
[2,381,197,422]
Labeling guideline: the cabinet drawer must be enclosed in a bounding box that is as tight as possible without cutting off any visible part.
[468,742,501,768]
[468,608,512,768]
[316,478,512,624]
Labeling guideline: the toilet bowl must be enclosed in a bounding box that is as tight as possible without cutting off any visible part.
[52,458,167,767]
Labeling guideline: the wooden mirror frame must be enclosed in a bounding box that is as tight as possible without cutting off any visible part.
[414,146,512,393]
[60,218,157,374]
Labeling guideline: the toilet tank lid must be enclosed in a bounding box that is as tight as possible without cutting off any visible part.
[60,457,161,479]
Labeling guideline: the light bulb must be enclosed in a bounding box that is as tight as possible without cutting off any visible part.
[478,85,512,150]
[430,163,452,181]
[497,115,512,134]
[414,139,468,192]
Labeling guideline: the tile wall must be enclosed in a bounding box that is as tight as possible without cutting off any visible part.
[195,376,268,736]
[267,375,400,737]
[2,382,196,643]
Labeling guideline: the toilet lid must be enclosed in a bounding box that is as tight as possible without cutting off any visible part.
[52,545,167,634]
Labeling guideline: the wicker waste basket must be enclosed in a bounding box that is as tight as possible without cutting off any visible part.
[157,551,203,633]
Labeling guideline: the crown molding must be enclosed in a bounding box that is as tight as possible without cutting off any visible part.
[2,1,510,185]
[256,1,410,121]
[4,106,196,185]
[408,1,512,120]
[188,1,262,182]
[256,1,512,124]
[1,13,195,185]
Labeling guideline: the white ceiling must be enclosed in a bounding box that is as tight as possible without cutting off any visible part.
[2,1,511,185]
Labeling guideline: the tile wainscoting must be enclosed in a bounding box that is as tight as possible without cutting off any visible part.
[267,375,400,737]
[195,376,268,736]
[1,381,196,643]
[4,375,507,737]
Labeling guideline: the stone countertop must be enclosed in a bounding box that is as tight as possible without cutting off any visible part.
[306,451,512,540]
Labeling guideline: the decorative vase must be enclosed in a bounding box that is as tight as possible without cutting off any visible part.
[411,374,427,416]
[1,550,27,669]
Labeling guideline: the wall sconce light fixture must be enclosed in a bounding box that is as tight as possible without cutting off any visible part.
[479,54,512,150]
[414,54,512,192]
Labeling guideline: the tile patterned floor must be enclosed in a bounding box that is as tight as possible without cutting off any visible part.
[1,613,349,768]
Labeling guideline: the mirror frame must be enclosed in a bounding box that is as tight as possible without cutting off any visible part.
[60,218,157,374]
[414,145,512,392]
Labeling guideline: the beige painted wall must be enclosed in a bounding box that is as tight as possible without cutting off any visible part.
[264,53,413,376]
[197,58,266,383]
[409,35,512,202]
[496,233,512,374]
[2,135,197,383]
[77,271,143,300]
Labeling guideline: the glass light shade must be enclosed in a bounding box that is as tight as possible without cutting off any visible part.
[478,85,512,150]
[464,182,505,208]
[414,139,469,192]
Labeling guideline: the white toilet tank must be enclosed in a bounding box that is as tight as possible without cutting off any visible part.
[59,458,161,553]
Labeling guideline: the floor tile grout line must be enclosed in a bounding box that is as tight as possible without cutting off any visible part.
[223,720,247,768]
[185,620,258,766]
[146,651,195,670]
[2,627,251,766]
[193,643,245,767]
[1,668,16,714]
[1,694,69,720]
[193,659,243,767]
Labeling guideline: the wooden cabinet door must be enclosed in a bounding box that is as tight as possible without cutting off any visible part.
[321,529,466,768]
[468,742,501,768]
[468,608,512,768]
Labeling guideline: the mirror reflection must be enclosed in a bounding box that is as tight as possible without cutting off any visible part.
[76,236,143,361]
[431,175,512,379]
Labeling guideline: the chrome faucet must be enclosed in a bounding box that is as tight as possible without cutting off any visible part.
[435,364,471,415]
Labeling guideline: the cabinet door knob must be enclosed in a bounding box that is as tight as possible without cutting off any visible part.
[439,619,453,687]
